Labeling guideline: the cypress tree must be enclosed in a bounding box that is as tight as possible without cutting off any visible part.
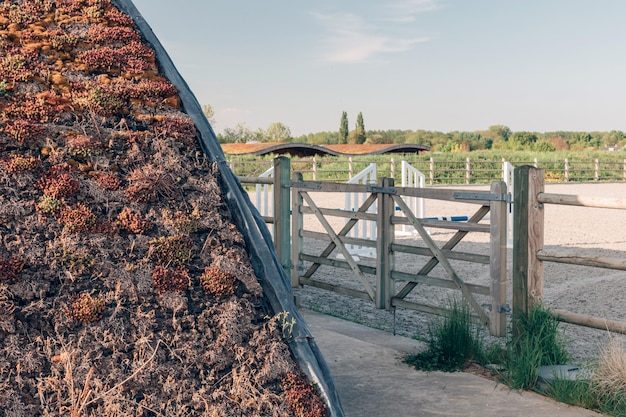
[339,111,349,144]
[356,112,366,144]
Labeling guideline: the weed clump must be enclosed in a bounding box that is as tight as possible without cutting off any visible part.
[149,235,193,267]
[151,265,190,294]
[406,299,486,372]
[116,207,151,234]
[64,293,105,324]
[94,171,121,190]
[36,195,63,215]
[200,267,238,298]
[0,256,24,284]
[36,163,79,199]
[5,154,40,173]
[58,203,97,233]
[588,337,626,415]
[504,305,570,389]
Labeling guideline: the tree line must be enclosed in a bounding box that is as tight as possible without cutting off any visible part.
[205,105,625,152]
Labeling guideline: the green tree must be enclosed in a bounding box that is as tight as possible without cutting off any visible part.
[510,131,538,149]
[202,104,216,125]
[339,111,349,144]
[489,125,512,141]
[218,122,254,143]
[355,112,366,144]
[265,122,292,142]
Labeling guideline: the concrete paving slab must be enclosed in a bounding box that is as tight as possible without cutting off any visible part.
[302,310,603,417]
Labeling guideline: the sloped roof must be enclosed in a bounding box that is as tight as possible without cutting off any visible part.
[221,142,429,156]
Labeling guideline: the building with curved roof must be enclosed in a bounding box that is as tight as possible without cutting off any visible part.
[221,142,430,157]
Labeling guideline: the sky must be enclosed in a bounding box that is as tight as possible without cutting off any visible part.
[131,0,626,137]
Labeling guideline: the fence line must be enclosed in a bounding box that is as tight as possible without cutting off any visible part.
[513,166,626,334]
[229,156,626,185]
[242,158,626,338]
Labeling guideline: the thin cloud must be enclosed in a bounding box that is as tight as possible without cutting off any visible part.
[313,11,431,63]
[386,0,443,15]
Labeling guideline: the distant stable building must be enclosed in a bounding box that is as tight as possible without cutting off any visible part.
[221,142,430,157]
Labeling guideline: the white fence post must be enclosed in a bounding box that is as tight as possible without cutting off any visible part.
[255,166,274,220]
[343,163,377,258]
[502,160,515,248]
[399,161,425,236]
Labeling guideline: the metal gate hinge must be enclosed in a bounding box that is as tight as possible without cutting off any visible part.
[453,192,511,202]
[291,181,322,190]
[497,304,511,313]
[366,185,397,194]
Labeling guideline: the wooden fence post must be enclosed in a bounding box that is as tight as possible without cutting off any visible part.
[489,180,508,336]
[348,156,353,180]
[512,166,545,330]
[376,178,394,310]
[290,172,304,288]
[273,156,291,277]
[429,157,434,185]
[312,156,317,180]
[564,158,569,182]
[595,158,599,181]
[465,157,471,184]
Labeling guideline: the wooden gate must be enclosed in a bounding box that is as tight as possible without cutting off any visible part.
[290,172,509,336]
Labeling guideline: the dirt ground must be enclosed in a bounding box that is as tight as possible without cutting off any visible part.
[0,2,328,415]
[267,182,626,363]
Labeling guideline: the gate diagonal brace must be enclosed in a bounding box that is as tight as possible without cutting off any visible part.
[393,199,491,325]
[302,193,378,279]
[299,192,377,301]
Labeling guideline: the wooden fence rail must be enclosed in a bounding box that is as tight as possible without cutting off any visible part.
[513,166,626,334]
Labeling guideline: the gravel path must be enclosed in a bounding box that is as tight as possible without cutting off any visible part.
[255,182,626,362]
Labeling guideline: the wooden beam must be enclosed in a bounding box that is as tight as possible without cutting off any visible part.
[512,166,544,326]
[291,172,304,288]
[489,180,508,337]
[273,156,291,276]
[390,271,490,295]
[299,277,373,301]
[538,193,626,210]
[551,309,626,334]
[537,250,626,271]
[376,178,394,310]
[302,231,377,249]
[391,217,490,233]
[390,243,490,264]
[301,253,377,276]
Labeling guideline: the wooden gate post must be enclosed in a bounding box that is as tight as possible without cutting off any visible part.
[512,166,545,329]
[376,178,395,310]
[273,156,291,277]
[290,172,304,288]
[489,180,508,336]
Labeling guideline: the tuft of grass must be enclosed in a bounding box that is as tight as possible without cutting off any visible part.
[405,299,487,372]
[504,305,570,390]
[544,376,597,410]
[591,336,626,416]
